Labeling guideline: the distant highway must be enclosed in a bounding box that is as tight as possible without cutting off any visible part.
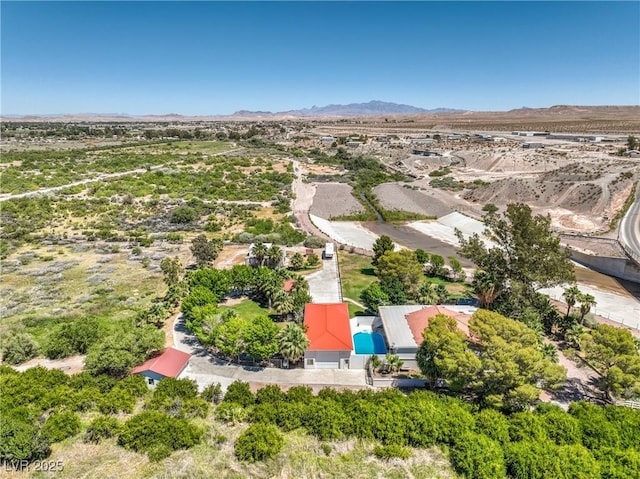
[619,182,640,265]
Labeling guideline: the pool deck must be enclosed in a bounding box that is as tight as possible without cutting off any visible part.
[349,316,378,335]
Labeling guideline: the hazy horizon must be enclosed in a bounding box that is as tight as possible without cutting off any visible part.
[2,1,639,115]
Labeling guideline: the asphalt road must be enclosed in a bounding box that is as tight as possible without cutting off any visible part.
[620,182,640,264]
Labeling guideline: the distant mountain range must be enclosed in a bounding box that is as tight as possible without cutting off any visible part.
[3,104,638,123]
[233,101,464,118]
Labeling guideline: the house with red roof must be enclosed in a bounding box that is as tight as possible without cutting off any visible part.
[406,305,472,344]
[303,303,354,369]
[131,347,191,387]
[377,304,476,369]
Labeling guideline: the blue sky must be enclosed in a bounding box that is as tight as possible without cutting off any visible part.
[1,1,639,115]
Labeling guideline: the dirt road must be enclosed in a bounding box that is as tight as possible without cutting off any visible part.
[0,148,242,202]
[0,166,163,202]
[292,160,331,240]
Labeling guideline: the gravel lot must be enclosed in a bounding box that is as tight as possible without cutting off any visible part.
[373,182,453,218]
[310,183,364,219]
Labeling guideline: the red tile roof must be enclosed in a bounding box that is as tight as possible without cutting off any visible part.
[131,348,191,378]
[283,279,296,293]
[304,303,353,351]
[406,306,472,345]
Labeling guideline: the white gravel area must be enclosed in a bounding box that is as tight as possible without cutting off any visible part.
[408,212,489,247]
[310,214,380,251]
[310,183,365,219]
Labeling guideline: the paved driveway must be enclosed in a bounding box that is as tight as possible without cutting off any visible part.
[306,254,343,303]
[174,314,366,392]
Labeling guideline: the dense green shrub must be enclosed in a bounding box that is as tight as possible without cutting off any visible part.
[146,378,208,419]
[0,411,50,463]
[602,404,640,450]
[0,333,39,365]
[249,403,278,424]
[595,447,640,479]
[117,411,201,458]
[169,206,197,224]
[303,235,326,249]
[153,378,198,401]
[84,416,121,443]
[99,388,136,415]
[450,432,506,479]
[373,444,412,460]
[537,407,582,445]
[255,384,286,404]
[223,381,254,407]
[84,326,163,378]
[201,383,223,404]
[43,317,102,359]
[273,401,307,432]
[214,402,248,424]
[285,386,314,403]
[475,408,511,444]
[41,411,81,443]
[508,412,548,443]
[504,440,599,479]
[303,399,346,441]
[568,402,621,450]
[112,374,149,398]
[234,423,284,462]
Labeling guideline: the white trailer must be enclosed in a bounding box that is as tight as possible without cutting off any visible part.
[324,242,334,259]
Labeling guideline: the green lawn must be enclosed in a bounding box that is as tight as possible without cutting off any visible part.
[219,298,268,321]
[424,276,471,298]
[338,252,377,304]
[290,264,322,276]
[347,302,367,317]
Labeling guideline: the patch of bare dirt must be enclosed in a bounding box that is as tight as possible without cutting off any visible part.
[14,354,85,375]
[213,245,248,269]
[291,160,316,212]
[310,183,364,219]
[373,182,453,217]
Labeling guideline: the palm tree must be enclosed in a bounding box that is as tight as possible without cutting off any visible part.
[266,244,284,269]
[540,343,558,363]
[273,289,295,318]
[277,323,310,366]
[578,293,596,324]
[290,252,304,270]
[252,242,267,267]
[472,270,501,309]
[385,353,404,373]
[417,282,438,305]
[291,275,309,294]
[563,285,581,318]
[435,284,449,305]
[257,271,281,309]
[565,323,584,349]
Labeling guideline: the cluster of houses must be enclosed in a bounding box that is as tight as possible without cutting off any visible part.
[132,301,477,386]
[302,302,477,370]
[131,241,475,386]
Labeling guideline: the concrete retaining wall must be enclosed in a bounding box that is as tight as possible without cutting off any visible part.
[570,250,640,283]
